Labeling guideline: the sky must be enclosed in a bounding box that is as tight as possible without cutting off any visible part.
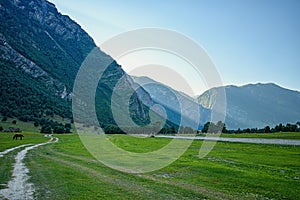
[48,0,300,96]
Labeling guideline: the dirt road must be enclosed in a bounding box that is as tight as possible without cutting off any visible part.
[0,135,58,200]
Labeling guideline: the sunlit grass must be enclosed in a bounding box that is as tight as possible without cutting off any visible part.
[21,134,300,199]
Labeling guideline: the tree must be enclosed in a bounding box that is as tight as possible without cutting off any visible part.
[40,125,52,134]
[278,123,283,132]
[65,123,72,129]
[34,122,39,127]
[53,125,65,134]
[65,127,71,133]
[264,126,271,133]
[104,125,124,134]
[297,122,300,131]
[221,123,228,133]
[202,122,210,133]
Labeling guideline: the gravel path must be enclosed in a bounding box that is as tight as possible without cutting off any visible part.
[0,135,58,200]
[0,144,33,158]
[156,135,300,146]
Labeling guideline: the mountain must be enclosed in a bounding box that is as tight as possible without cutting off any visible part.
[0,0,152,127]
[133,76,210,129]
[197,83,300,129]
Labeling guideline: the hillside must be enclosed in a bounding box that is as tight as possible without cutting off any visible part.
[197,83,300,129]
[133,76,210,129]
[0,0,152,127]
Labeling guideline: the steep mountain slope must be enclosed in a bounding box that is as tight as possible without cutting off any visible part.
[197,83,300,129]
[0,0,152,127]
[0,0,95,92]
[133,76,211,129]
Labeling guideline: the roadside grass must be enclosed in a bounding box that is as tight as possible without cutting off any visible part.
[21,134,300,199]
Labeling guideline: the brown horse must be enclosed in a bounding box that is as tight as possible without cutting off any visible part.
[13,134,24,140]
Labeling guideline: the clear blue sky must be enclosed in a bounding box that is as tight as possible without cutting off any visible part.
[49,0,300,94]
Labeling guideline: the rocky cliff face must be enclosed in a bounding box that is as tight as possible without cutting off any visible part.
[0,32,68,97]
[0,0,95,93]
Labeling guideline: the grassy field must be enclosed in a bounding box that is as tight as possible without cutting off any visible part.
[0,132,299,199]
[0,119,40,133]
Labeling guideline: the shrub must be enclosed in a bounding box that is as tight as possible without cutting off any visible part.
[41,125,52,134]
[53,125,65,134]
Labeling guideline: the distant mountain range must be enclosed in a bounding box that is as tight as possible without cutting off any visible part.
[197,83,300,129]
[133,76,210,129]
[135,76,300,129]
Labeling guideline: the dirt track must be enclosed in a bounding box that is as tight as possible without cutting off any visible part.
[0,135,58,200]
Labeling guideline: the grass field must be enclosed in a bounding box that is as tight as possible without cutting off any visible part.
[1,132,299,199]
[0,119,40,133]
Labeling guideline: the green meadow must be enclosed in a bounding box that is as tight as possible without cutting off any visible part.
[1,131,299,199]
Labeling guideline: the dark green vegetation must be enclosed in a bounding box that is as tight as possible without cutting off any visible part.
[1,132,299,199]
[225,122,300,134]
[0,60,72,120]
[202,121,300,134]
[0,117,72,134]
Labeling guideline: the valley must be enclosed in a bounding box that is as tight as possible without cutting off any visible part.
[0,0,299,199]
[0,132,299,199]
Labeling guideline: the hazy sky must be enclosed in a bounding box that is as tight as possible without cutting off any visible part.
[49,0,300,95]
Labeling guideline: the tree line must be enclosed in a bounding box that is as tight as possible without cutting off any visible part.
[1,117,72,134]
[202,121,300,134]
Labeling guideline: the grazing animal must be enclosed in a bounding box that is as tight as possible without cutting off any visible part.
[13,134,24,140]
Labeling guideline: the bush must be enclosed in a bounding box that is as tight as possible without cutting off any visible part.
[53,125,65,134]
[41,125,52,134]
[104,124,125,134]
[65,123,71,129]
[65,127,71,133]
[34,121,39,127]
